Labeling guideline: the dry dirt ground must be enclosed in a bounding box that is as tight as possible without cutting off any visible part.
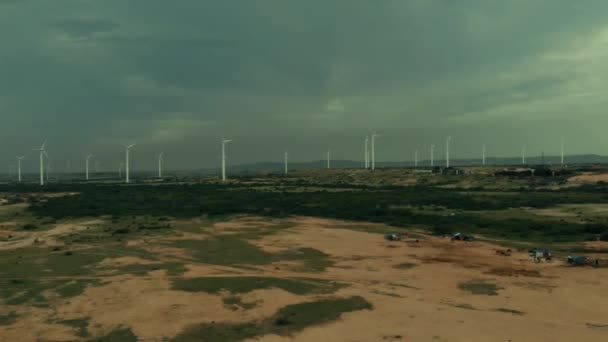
[568,172,608,184]
[1,216,607,342]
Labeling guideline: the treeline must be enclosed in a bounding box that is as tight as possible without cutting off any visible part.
[5,183,606,242]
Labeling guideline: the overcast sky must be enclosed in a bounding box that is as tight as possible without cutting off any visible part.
[2,0,608,171]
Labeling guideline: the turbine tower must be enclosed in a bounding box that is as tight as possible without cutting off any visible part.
[415,149,419,168]
[521,147,526,165]
[46,158,51,182]
[446,136,452,168]
[371,134,380,171]
[561,136,565,166]
[32,140,47,186]
[222,139,232,182]
[17,156,25,183]
[364,137,369,169]
[482,144,486,166]
[284,150,289,175]
[158,152,164,179]
[431,144,435,167]
[124,144,136,184]
[327,149,331,169]
[85,154,93,180]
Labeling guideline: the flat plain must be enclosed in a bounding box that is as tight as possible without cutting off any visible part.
[1,168,607,341]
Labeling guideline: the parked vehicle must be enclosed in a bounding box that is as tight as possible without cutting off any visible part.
[385,233,401,241]
[567,255,591,266]
[452,233,474,241]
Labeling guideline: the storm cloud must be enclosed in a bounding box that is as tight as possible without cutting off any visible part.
[2,0,608,171]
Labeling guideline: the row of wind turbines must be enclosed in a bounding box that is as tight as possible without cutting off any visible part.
[361,135,567,170]
[10,135,568,186]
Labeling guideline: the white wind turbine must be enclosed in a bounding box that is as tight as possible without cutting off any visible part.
[521,146,526,165]
[222,139,232,182]
[158,152,165,179]
[85,154,93,180]
[414,148,419,168]
[284,150,289,175]
[561,136,565,166]
[482,144,486,166]
[124,144,136,184]
[430,144,435,167]
[327,148,331,169]
[364,137,369,169]
[32,140,47,186]
[446,136,452,168]
[46,156,51,182]
[371,134,380,170]
[17,156,26,183]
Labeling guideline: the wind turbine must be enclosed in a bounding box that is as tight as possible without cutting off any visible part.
[85,154,93,180]
[446,136,452,168]
[521,147,526,165]
[158,152,165,179]
[46,157,51,182]
[124,144,136,184]
[32,140,47,186]
[364,137,369,169]
[17,156,26,183]
[414,149,419,168]
[430,144,435,167]
[222,139,232,182]
[284,150,289,175]
[327,149,331,169]
[561,136,565,166]
[482,144,486,166]
[371,134,380,170]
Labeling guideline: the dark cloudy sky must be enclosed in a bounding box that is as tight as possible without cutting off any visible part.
[2,0,608,171]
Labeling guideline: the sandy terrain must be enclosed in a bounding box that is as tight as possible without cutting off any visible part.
[568,172,608,184]
[0,219,103,251]
[1,216,607,341]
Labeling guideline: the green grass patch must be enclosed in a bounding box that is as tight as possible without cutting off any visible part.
[55,280,102,299]
[0,244,159,307]
[59,318,90,337]
[93,327,138,342]
[172,277,345,296]
[171,296,372,342]
[168,236,333,272]
[458,281,503,296]
[450,303,475,310]
[114,262,187,277]
[495,308,525,315]
[393,262,417,270]
[0,311,17,326]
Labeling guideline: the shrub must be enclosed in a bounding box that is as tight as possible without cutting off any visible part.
[22,223,38,231]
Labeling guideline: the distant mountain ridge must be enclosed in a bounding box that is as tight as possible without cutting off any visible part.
[199,154,608,174]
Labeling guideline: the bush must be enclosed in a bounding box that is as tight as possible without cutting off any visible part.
[22,223,38,231]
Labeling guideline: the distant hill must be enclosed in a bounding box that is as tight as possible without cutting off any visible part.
[198,154,608,174]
